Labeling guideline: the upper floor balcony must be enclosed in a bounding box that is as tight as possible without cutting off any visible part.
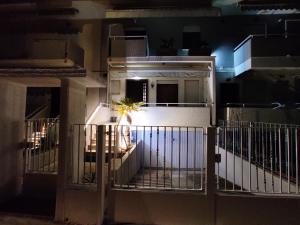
[107,56,216,126]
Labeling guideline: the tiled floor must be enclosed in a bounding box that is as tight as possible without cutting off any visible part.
[0,216,63,225]
[127,168,205,190]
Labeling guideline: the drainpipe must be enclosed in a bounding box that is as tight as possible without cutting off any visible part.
[284,19,300,38]
[264,23,268,38]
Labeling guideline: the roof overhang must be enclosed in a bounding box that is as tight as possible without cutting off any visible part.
[108,56,215,78]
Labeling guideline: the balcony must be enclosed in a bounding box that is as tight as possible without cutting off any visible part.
[234,35,300,76]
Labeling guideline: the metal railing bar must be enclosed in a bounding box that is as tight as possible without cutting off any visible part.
[296,128,299,194]
[186,127,189,189]
[164,126,166,189]
[156,127,159,188]
[179,127,181,189]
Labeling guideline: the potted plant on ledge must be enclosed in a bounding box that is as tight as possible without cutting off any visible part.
[112,97,144,151]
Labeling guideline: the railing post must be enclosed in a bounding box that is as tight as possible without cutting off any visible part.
[96,125,106,225]
[206,126,216,225]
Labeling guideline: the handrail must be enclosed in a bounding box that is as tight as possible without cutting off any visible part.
[109,35,149,56]
[26,104,49,120]
[143,102,212,107]
[85,103,111,127]
[218,120,300,128]
[109,35,148,39]
[233,33,300,52]
[225,102,289,109]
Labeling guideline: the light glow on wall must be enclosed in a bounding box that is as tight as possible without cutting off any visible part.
[85,105,101,128]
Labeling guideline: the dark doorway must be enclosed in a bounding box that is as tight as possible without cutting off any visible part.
[50,87,60,118]
[126,79,148,102]
[220,83,239,105]
[156,84,178,105]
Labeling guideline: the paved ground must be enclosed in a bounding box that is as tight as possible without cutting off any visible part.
[0,216,148,225]
[0,196,55,218]
[0,215,64,225]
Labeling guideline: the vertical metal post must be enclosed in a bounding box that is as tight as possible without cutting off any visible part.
[186,127,189,189]
[171,127,173,189]
[83,125,86,178]
[135,126,138,188]
[287,127,290,193]
[248,123,252,192]
[156,127,159,187]
[142,126,145,187]
[262,123,266,192]
[24,121,29,174]
[179,127,181,188]
[90,125,93,180]
[119,126,123,188]
[240,125,243,191]
[164,126,166,188]
[296,127,299,194]
[225,127,227,190]
[149,126,152,187]
[107,125,112,189]
[216,127,220,190]
[233,126,236,190]
[255,123,259,191]
[77,125,81,184]
[279,126,282,193]
[48,120,52,171]
[42,120,46,172]
[96,125,106,225]
[113,125,117,186]
[270,124,274,193]
[53,120,58,172]
[205,127,216,225]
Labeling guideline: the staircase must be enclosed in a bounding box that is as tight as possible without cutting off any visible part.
[25,118,59,173]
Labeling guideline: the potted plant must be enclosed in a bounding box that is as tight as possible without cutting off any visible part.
[156,38,177,56]
[112,98,144,151]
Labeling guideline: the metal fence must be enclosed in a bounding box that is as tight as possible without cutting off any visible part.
[70,124,207,191]
[24,118,59,174]
[70,124,98,185]
[216,120,300,194]
[107,125,206,191]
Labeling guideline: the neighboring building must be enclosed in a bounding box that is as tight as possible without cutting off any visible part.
[0,1,300,225]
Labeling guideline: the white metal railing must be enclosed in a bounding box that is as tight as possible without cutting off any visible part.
[70,124,207,191]
[107,125,206,191]
[24,118,59,174]
[216,120,300,194]
[109,35,149,57]
[143,103,211,107]
[225,102,287,109]
[85,103,110,127]
[70,124,98,185]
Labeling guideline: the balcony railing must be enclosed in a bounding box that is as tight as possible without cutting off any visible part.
[216,120,300,194]
[70,124,207,191]
[69,121,300,195]
[143,103,211,107]
[24,118,59,174]
[70,124,98,185]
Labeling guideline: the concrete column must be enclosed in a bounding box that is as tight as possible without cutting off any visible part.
[206,127,216,225]
[0,80,26,202]
[96,125,106,225]
[55,78,86,221]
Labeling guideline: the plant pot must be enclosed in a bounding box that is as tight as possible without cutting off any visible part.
[156,48,177,56]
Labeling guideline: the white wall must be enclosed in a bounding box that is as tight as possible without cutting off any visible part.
[56,79,86,221]
[131,107,211,127]
[90,106,111,124]
[132,127,206,169]
[111,77,208,104]
[216,146,298,193]
[86,88,100,120]
[0,80,26,202]
[224,107,300,124]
